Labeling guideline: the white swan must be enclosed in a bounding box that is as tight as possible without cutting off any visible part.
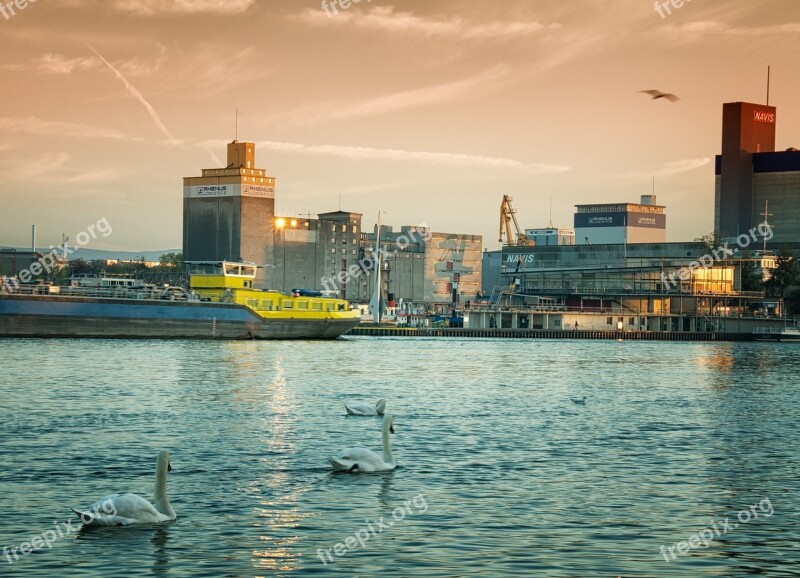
[72,450,176,526]
[345,398,386,416]
[330,414,396,473]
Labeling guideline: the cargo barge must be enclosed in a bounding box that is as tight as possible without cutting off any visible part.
[0,262,361,340]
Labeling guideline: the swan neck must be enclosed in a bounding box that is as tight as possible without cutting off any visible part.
[382,417,394,464]
[154,458,172,515]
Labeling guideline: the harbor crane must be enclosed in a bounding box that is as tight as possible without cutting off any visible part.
[499,195,535,246]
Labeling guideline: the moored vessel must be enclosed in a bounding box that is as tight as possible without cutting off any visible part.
[0,261,361,340]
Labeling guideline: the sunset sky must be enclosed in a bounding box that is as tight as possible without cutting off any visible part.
[2,0,799,252]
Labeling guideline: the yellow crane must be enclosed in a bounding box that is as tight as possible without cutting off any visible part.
[499,195,535,246]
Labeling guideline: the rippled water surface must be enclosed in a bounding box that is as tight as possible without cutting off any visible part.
[1,337,799,577]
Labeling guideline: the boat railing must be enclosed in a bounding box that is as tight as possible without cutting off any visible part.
[1,283,195,301]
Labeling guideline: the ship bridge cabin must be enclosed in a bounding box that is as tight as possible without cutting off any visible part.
[186,261,258,290]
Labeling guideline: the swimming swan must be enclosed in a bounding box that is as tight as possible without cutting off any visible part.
[345,398,386,416]
[330,414,396,473]
[72,450,176,526]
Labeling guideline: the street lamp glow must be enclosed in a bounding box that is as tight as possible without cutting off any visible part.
[290,219,298,228]
[275,218,286,229]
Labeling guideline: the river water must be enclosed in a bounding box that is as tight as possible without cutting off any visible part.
[0,337,798,577]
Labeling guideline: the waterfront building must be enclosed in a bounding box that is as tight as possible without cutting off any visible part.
[0,248,44,278]
[474,242,778,333]
[523,227,575,246]
[183,141,276,278]
[574,195,666,245]
[713,102,800,243]
[271,210,363,299]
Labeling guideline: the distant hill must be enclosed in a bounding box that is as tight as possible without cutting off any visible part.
[68,248,181,262]
[1,247,180,262]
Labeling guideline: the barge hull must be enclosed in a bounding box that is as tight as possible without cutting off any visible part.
[0,295,359,340]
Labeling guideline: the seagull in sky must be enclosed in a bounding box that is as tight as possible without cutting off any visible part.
[640,89,680,102]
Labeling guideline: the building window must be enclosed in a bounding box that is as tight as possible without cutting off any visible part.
[342,248,346,254]
[607,317,612,325]
[352,225,357,234]
[331,248,336,253]
[331,224,336,232]
[352,239,357,244]
[331,237,336,244]
[352,249,357,255]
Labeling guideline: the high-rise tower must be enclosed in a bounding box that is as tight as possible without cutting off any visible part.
[716,102,777,238]
[183,141,276,278]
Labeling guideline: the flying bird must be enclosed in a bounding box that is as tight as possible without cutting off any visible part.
[640,89,679,102]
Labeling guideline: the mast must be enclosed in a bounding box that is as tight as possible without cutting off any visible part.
[370,211,383,323]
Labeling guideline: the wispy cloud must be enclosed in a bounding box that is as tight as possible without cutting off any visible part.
[112,0,255,16]
[0,152,126,184]
[0,116,136,141]
[34,53,99,74]
[665,20,800,37]
[1,48,165,77]
[201,139,569,173]
[289,6,558,40]
[273,65,511,125]
[622,157,710,178]
[159,46,270,97]
[87,45,178,144]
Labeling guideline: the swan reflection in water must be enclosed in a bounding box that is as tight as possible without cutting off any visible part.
[251,358,308,573]
[75,522,172,575]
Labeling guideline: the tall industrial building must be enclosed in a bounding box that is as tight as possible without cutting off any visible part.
[714,101,800,243]
[182,141,482,305]
[271,210,363,299]
[574,195,666,245]
[183,141,276,278]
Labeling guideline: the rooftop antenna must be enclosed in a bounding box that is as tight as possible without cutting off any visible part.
[652,175,655,195]
[235,107,238,141]
[766,66,771,106]
[548,196,553,228]
[761,200,773,253]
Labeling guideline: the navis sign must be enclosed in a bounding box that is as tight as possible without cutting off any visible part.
[589,217,614,225]
[754,110,776,124]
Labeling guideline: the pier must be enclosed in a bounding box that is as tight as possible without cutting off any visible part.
[349,326,756,341]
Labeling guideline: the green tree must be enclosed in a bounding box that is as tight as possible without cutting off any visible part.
[766,247,800,298]
[694,231,725,253]
[785,287,800,316]
[158,252,183,268]
[69,259,92,275]
[739,253,763,292]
